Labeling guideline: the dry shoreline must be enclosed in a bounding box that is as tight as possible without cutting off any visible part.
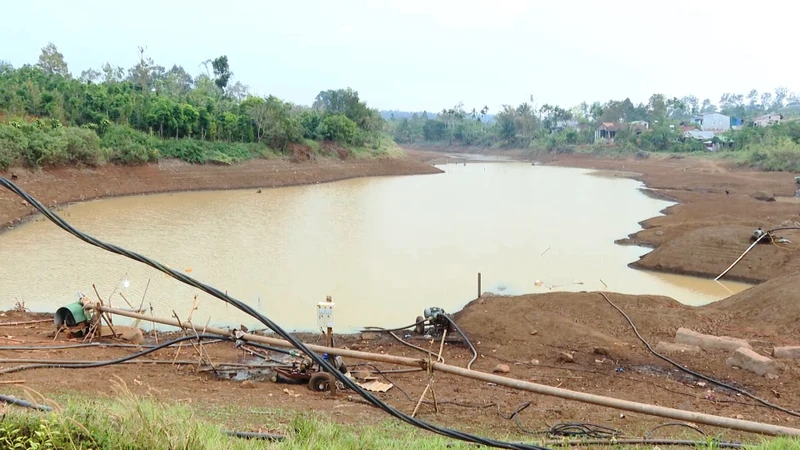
[0,157,443,234]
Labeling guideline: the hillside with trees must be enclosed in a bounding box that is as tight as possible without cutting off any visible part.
[0,44,394,170]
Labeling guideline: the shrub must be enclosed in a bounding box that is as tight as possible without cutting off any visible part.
[0,123,27,169]
[61,127,105,166]
[318,114,357,143]
[740,137,800,172]
[101,125,158,165]
[155,139,205,164]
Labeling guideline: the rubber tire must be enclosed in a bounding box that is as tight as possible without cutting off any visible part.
[308,372,332,392]
[414,316,426,335]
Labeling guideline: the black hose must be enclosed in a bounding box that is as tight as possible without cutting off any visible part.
[541,438,743,448]
[362,317,428,333]
[239,341,294,356]
[0,334,225,375]
[598,292,800,418]
[0,340,224,351]
[0,177,552,450]
[222,430,285,441]
[442,315,478,370]
[0,394,53,411]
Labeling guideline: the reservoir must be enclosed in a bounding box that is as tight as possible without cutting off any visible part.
[0,163,749,332]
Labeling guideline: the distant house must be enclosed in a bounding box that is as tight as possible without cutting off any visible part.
[594,121,649,143]
[683,130,721,151]
[552,120,580,133]
[680,125,698,133]
[730,117,744,130]
[753,114,784,127]
[683,130,716,140]
[594,122,619,143]
[692,113,731,132]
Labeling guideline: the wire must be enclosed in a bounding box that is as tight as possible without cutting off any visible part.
[598,292,800,418]
[0,176,552,450]
[442,315,478,370]
[514,419,622,439]
[0,394,53,411]
[644,422,706,440]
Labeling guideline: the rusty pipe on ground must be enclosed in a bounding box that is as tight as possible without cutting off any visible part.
[87,304,800,437]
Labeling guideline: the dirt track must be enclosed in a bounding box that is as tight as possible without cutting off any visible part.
[0,157,442,232]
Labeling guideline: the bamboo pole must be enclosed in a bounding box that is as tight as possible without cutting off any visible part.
[87,304,800,437]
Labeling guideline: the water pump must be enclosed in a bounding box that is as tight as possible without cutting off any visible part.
[414,306,454,336]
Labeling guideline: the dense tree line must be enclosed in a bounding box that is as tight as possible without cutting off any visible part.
[0,43,387,169]
[387,89,800,153]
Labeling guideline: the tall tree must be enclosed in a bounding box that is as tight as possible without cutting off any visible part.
[36,42,70,77]
[211,56,232,92]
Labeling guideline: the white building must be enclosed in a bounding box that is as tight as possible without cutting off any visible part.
[753,114,783,127]
[692,113,730,132]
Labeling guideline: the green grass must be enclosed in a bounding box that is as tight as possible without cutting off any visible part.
[4,386,796,449]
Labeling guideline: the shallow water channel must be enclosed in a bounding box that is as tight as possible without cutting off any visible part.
[0,163,749,332]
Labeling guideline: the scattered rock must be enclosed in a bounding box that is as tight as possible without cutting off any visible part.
[767,373,779,380]
[530,330,538,336]
[493,364,510,374]
[20,200,28,206]
[773,346,800,360]
[256,189,262,193]
[675,328,751,352]
[557,352,574,363]
[477,298,485,305]
[593,347,610,356]
[530,359,540,366]
[655,230,664,236]
[655,341,701,354]
[360,332,380,341]
[349,343,361,351]
[726,348,778,376]
[241,380,257,389]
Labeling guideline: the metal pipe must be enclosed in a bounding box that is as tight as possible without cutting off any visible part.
[88,304,800,437]
[715,233,766,281]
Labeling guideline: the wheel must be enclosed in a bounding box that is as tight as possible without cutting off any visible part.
[308,372,332,392]
[414,316,426,335]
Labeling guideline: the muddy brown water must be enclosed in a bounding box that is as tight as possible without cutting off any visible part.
[0,163,749,332]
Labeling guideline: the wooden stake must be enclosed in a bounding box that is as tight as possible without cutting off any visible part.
[477,273,481,298]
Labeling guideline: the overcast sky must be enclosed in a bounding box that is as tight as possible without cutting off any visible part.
[3,0,798,113]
